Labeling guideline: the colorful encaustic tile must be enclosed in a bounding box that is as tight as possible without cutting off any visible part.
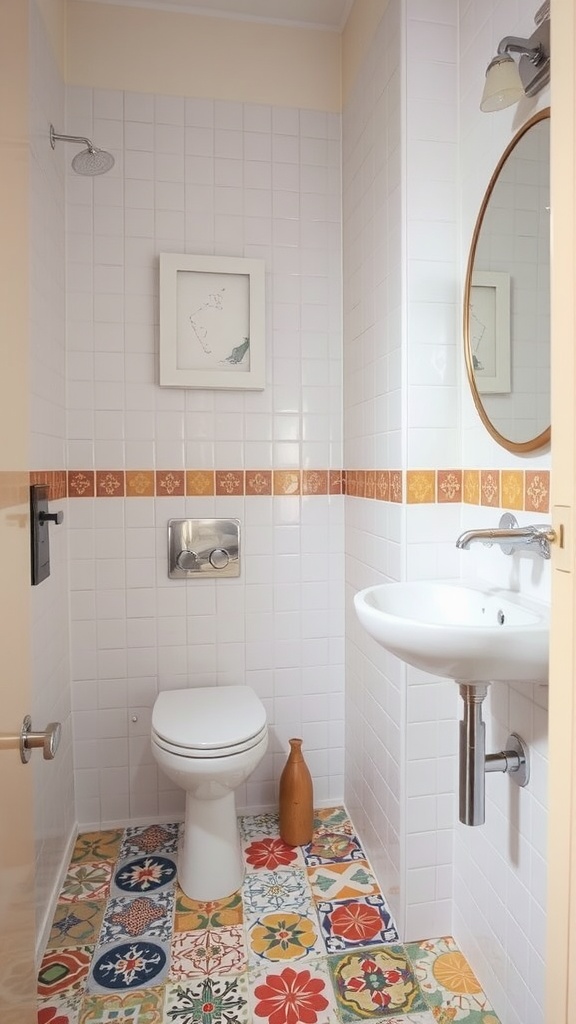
[87,940,170,993]
[38,946,94,1005]
[120,822,180,858]
[238,812,280,841]
[38,1006,79,1024]
[48,901,106,948]
[99,892,174,944]
[243,868,316,918]
[170,927,247,980]
[247,911,324,966]
[72,830,124,865]
[406,936,501,1023]
[174,887,243,932]
[249,960,339,1024]
[303,831,365,866]
[243,836,305,872]
[329,945,429,1021]
[60,863,113,902]
[165,973,250,1024]
[110,855,177,897]
[78,985,165,1023]
[307,860,381,903]
[313,806,354,836]
[317,894,399,953]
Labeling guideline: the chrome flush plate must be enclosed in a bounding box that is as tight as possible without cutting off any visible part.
[168,518,240,579]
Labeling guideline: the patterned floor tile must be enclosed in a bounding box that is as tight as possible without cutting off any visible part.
[328,945,429,1021]
[99,892,174,944]
[72,831,124,866]
[174,887,244,932]
[110,855,177,897]
[238,812,280,841]
[243,836,305,872]
[120,823,180,858]
[78,985,165,1022]
[243,868,315,918]
[249,959,339,1024]
[38,946,94,1005]
[317,895,399,952]
[303,832,365,866]
[313,807,354,836]
[307,860,381,903]
[164,973,250,1024]
[48,901,106,948]
[170,927,247,979]
[87,940,170,994]
[247,911,325,966]
[38,1000,82,1024]
[60,863,113,903]
[406,937,501,1023]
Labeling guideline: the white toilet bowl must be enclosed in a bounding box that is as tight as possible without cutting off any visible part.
[151,684,268,901]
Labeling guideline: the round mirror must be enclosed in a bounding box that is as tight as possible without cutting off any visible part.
[464,108,550,453]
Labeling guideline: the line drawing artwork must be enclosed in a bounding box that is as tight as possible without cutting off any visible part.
[178,271,251,373]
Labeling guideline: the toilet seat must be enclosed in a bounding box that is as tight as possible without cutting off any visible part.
[151,685,267,759]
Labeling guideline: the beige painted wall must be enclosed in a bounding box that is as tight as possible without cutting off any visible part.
[36,0,66,74]
[66,0,340,110]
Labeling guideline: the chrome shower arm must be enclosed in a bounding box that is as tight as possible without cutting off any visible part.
[50,125,97,154]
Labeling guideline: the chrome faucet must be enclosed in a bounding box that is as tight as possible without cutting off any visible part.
[456,513,556,560]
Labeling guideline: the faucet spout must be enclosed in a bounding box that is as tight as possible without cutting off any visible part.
[456,513,555,559]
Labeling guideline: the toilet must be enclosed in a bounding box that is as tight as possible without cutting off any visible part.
[151,684,268,901]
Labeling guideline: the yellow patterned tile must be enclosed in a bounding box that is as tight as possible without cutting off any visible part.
[406,470,435,504]
[186,470,215,495]
[273,470,301,495]
[126,470,154,497]
[302,470,328,495]
[501,470,523,511]
[463,469,480,504]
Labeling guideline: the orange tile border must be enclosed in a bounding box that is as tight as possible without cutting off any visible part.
[216,470,244,496]
[390,470,403,503]
[463,470,479,505]
[303,470,328,496]
[480,470,500,508]
[365,471,376,500]
[406,470,435,504]
[97,470,125,498]
[186,470,215,496]
[437,470,462,504]
[273,470,301,496]
[375,471,390,501]
[329,471,343,494]
[525,470,550,513]
[126,471,154,497]
[156,471,185,497]
[246,470,272,495]
[68,470,95,498]
[501,470,523,511]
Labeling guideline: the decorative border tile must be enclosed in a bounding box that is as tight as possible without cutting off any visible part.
[480,470,500,508]
[406,470,435,504]
[303,470,328,495]
[246,470,272,495]
[273,470,301,495]
[216,470,244,495]
[156,470,184,497]
[437,469,462,503]
[126,470,154,497]
[186,469,215,495]
[525,470,550,512]
[96,471,125,498]
[463,469,480,505]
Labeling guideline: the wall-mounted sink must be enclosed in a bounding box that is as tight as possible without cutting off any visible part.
[353,579,549,684]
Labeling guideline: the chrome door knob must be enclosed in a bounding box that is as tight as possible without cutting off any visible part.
[20,716,61,763]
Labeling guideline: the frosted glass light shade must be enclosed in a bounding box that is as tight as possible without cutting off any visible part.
[480,54,524,112]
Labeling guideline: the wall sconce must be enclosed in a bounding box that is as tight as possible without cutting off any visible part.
[480,3,550,112]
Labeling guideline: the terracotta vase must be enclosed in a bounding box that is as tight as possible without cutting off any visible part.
[279,737,314,846]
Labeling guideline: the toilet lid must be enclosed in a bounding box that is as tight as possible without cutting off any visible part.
[152,685,267,752]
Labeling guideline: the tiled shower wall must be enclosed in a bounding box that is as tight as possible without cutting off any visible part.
[29,0,75,950]
[343,0,460,940]
[65,86,344,827]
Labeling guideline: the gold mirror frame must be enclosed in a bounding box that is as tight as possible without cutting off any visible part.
[463,107,551,454]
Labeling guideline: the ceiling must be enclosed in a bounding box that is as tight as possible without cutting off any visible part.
[79,0,354,30]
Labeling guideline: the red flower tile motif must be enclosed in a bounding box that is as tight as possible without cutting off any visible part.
[254,966,329,1024]
[96,471,125,497]
[156,471,185,497]
[302,471,328,496]
[245,839,298,871]
[330,902,384,943]
[68,471,95,497]
[216,471,244,496]
[246,471,272,496]
[38,1009,70,1024]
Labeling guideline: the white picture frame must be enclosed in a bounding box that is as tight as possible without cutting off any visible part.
[469,269,511,394]
[159,253,265,389]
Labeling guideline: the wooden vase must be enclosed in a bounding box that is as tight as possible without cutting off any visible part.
[279,737,314,846]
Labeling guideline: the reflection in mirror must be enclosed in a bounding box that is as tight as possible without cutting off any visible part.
[464,108,550,453]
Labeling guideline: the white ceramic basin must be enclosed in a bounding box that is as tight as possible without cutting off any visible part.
[353,579,549,683]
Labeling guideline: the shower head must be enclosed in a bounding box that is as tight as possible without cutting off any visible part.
[50,124,115,176]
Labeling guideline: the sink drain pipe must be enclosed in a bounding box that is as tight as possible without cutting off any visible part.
[458,683,530,826]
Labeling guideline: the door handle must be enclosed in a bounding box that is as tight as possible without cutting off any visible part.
[19,715,61,763]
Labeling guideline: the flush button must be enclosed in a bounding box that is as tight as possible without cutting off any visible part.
[176,549,199,571]
[210,547,230,570]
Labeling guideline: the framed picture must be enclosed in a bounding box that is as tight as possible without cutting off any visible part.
[159,253,265,389]
[469,270,511,394]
